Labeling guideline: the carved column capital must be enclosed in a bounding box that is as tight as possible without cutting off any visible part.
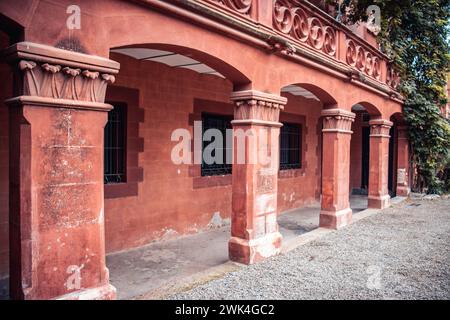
[321,108,356,134]
[3,42,120,111]
[369,119,393,138]
[230,90,287,126]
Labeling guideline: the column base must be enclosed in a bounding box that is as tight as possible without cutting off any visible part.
[319,208,352,229]
[368,195,391,209]
[229,232,282,265]
[55,284,116,300]
[396,186,410,197]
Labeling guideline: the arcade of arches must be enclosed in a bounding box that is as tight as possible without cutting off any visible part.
[0,0,410,299]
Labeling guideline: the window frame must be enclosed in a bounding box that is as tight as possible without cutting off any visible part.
[200,112,233,177]
[279,122,302,171]
[104,101,128,184]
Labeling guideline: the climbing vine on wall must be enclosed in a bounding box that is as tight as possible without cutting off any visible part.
[339,0,450,193]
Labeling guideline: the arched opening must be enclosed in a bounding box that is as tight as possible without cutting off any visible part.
[276,84,334,239]
[102,44,251,298]
[389,113,410,198]
[349,102,382,212]
[349,104,371,211]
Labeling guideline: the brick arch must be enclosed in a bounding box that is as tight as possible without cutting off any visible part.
[352,101,382,117]
[390,112,407,125]
[102,8,260,91]
[281,83,338,107]
[277,73,348,109]
[110,43,251,89]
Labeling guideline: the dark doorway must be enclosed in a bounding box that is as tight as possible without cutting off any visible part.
[388,125,396,197]
[361,126,370,191]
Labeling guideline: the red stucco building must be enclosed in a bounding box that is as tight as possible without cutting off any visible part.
[0,0,411,300]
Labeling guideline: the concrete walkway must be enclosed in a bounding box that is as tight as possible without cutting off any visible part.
[107,196,368,299]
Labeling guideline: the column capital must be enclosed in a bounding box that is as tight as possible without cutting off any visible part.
[3,41,120,110]
[321,108,356,134]
[369,119,393,137]
[230,90,287,125]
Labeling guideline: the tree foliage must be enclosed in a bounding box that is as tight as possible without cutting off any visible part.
[342,0,450,193]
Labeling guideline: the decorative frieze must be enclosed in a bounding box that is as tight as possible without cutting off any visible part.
[346,39,382,80]
[17,59,115,103]
[386,64,401,89]
[273,0,337,57]
[369,119,393,137]
[230,90,287,123]
[321,109,356,134]
[213,0,252,15]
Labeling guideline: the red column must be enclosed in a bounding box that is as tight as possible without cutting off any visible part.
[368,119,393,209]
[229,90,287,264]
[5,42,119,300]
[396,126,411,197]
[320,109,355,229]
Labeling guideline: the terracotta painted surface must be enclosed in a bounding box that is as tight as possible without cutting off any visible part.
[319,109,355,229]
[4,42,118,300]
[103,53,234,253]
[102,56,326,256]
[0,0,402,115]
[368,119,393,209]
[9,105,113,300]
[278,94,323,211]
[0,0,407,299]
[228,90,287,264]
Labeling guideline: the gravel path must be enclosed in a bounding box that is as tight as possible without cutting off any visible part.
[170,197,450,300]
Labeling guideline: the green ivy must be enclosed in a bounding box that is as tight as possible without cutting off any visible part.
[340,0,450,193]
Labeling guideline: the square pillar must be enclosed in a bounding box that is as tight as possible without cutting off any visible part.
[320,109,355,229]
[396,126,410,197]
[229,90,287,265]
[4,42,119,300]
[368,119,393,209]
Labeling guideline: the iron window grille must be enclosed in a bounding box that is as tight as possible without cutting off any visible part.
[104,102,127,184]
[280,122,302,170]
[201,113,233,176]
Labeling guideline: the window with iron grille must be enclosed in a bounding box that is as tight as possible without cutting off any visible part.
[104,102,127,184]
[280,122,302,170]
[201,113,232,176]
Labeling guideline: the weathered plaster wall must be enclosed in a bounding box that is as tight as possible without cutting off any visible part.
[0,51,370,275]
[103,54,324,254]
[103,54,235,253]
[278,94,323,212]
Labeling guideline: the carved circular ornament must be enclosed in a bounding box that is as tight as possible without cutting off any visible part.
[273,0,337,57]
[346,39,381,80]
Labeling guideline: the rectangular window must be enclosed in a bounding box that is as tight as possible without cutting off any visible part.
[201,113,232,176]
[280,122,302,170]
[104,102,127,184]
